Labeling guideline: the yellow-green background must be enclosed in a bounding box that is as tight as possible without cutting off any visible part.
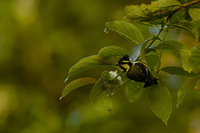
[0,0,200,133]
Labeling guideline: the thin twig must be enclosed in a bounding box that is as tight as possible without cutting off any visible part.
[155,25,170,78]
[166,0,200,22]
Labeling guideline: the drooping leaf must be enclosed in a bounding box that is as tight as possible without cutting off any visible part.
[189,44,200,72]
[98,46,129,58]
[161,66,196,77]
[125,0,181,23]
[105,21,144,44]
[67,55,115,78]
[155,40,192,72]
[177,77,199,105]
[61,77,97,98]
[189,8,200,20]
[148,83,172,125]
[90,72,113,112]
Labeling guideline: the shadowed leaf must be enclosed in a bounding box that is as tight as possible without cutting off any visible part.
[161,66,196,77]
[146,54,160,70]
[177,77,199,105]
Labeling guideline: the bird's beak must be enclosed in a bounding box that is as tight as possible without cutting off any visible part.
[115,63,119,66]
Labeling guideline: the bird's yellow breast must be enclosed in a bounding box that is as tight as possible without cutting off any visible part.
[121,64,131,73]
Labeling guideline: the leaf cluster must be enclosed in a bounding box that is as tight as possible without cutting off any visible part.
[61,0,200,125]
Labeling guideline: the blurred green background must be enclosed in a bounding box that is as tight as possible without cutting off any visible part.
[0,0,200,133]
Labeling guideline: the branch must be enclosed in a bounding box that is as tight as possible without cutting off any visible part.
[167,0,200,22]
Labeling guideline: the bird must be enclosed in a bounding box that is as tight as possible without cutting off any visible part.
[115,54,158,88]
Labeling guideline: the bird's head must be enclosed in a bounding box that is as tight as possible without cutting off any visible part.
[115,54,132,73]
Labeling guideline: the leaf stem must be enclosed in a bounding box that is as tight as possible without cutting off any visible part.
[155,25,169,78]
[146,27,163,49]
[135,27,163,61]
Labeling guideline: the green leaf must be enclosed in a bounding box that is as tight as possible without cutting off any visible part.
[150,26,160,36]
[189,8,200,20]
[90,73,113,112]
[67,55,115,78]
[140,39,153,62]
[130,38,152,62]
[189,44,200,72]
[177,77,199,105]
[156,40,192,72]
[61,77,97,98]
[98,46,129,58]
[125,80,144,103]
[171,20,199,41]
[105,21,144,44]
[177,0,187,4]
[125,0,181,22]
[146,54,160,70]
[192,20,200,27]
[161,66,196,77]
[148,83,172,125]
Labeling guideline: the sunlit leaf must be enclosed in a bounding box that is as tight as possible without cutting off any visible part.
[67,55,115,78]
[189,44,200,72]
[98,46,129,58]
[161,66,196,77]
[90,72,113,112]
[148,83,172,125]
[177,77,199,105]
[189,8,200,20]
[125,0,181,22]
[105,21,144,44]
[61,77,97,98]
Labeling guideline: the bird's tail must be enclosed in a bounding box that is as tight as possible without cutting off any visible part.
[144,78,158,88]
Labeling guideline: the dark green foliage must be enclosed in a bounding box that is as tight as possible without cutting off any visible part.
[62,0,200,125]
